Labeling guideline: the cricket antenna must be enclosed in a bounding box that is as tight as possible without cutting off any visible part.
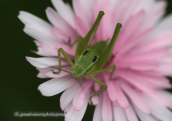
[51,69,72,74]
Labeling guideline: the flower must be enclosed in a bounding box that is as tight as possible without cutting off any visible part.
[18,0,172,121]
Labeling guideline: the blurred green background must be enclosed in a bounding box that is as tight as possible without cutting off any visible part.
[1,0,172,121]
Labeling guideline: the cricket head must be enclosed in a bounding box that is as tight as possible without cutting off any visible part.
[71,64,86,80]
[71,69,84,80]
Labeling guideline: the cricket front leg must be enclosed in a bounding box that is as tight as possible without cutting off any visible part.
[52,48,74,74]
[87,74,107,105]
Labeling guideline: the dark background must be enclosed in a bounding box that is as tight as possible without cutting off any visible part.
[1,0,172,121]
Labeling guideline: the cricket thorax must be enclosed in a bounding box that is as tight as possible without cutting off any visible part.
[71,51,98,79]
[71,41,107,79]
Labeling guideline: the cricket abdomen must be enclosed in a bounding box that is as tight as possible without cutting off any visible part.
[71,41,108,79]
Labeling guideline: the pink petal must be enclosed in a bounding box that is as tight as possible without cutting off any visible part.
[98,2,114,40]
[89,95,99,105]
[74,16,89,37]
[114,81,129,109]
[159,56,172,64]
[102,90,112,121]
[123,48,169,62]
[132,71,171,88]
[64,101,72,113]
[115,10,145,51]
[46,7,78,38]
[39,43,58,56]
[117,61,159,71]
[56,43,76,56]
[130,62,159,71]
[146,91,172,107]
[93,94,103,121]
[116,70,155,93]
[157,90,172,102]
[134,105,158,121]
[120,81,152,114]
[94,81,102,92]
[153,14,172,35]
[24,25,57,44]
[73,80,93,111]
[144,95,172,121]
[51,0,75,29]
[37,67,55,78]
[155,64,172,74]
[113,102,128,121]
[60,82,80,110]
[26,57,68,68]
[35,47,51,56]
[125,106,139,121]
[65,91,89,121]
[136,31,172,53]
[18,11,55,38]
[45,70,70,78]
[115,26,154,59]
[38,75,76,96]
[105,74,116,102]
[73,0,93,28]
[33,41,51,56]
[53,27,70,42]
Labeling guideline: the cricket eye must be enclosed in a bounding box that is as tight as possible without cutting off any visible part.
[83,50,89,55]
[93,56,97,62]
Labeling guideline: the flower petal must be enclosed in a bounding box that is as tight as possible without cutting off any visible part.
[46,7,78,38]
[93,94,103,121]
[114,81,129,109]
[24,25,57,44]
[26,57,68,68]
[116,70,155,93]
[65,90,89,121]
[51,0,75,29]
[45,71,69,78]
[73,80,93,111]
[105,74,117,102]
[146,90,172,107]
[134,106,157,121]
[144,94,172,121]
[74,16,89,38]
[18,11,54,36]
[125,106,139,121]
[113,102,128,121]
[39,43,57,56]
[73,0,93,28]
[153,14,172,35]
[60,82,80,110]
[120,81,152,114]
[102,90,112,121]
[38,75,76,96]
[37,67,55,78]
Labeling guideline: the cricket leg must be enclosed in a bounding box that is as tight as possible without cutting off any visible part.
[87,74,107,105]
[91,65,116,79]
[74,37,82,61]
[69,37,82,47]
[52,48,74,74]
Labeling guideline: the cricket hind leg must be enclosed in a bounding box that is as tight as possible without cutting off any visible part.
[52,48,74,74]
[69,37,82,47]
[87,74,107,105]
[86,65,116,104]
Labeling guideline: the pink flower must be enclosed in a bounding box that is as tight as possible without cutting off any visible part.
[18,0,172,121]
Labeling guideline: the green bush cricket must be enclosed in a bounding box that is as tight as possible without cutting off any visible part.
[52,11,122,103]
